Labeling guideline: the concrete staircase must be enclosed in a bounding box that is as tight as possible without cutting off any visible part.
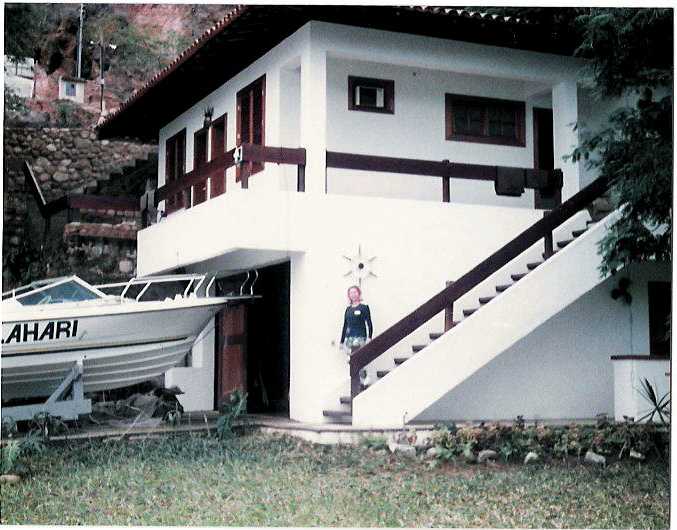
[323,210,616,425]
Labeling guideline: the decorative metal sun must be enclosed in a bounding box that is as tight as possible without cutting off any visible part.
[342,244,377,287]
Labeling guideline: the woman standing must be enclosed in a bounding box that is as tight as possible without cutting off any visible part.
[340,285,373,352]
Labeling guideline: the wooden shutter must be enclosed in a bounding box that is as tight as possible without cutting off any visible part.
[210,114,227,197]
[236,75,265,182]
[193,128,208,205]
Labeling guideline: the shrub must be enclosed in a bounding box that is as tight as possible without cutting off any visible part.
[360,435,388,451]
[216,389,247,440]
[430,418,668,463]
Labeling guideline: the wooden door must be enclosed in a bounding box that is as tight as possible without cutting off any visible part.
[214,304,247,408]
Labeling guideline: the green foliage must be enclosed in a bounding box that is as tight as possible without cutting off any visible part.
[636,378,670,424]
[360,435,388,451]
[0,431,46,476]
[431,418,668,463]
[216,389,247,440]
[84,6,194,99]
[571,88,672,275]
[55,100,85,127]
[4,87,28,114]
[490,7,672,274]
[0,432,670,527]
[4,3,54,60]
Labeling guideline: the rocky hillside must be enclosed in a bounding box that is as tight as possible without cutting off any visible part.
[5,4,233,127]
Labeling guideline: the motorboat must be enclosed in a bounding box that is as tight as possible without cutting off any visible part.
[1,274,246,416]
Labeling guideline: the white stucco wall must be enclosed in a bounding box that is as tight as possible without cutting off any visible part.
[157,21,593,212]
[416,262,671,423]
[142,20,663,423]
[164,318,215,412]
[612,357,670,422]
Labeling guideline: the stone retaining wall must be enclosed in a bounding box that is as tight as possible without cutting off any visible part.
[2,127,157,289]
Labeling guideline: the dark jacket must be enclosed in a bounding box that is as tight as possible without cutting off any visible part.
[341,303,373,343]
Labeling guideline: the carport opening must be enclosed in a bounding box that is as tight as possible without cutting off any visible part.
[214,261,290,415]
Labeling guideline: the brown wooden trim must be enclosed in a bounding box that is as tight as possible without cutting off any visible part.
[348,76,395,114]
[349,175,610,392]
[610,355,671,361]
[158,148,236,203]
[240,144,306,165]
[444,281,455,330]
[445,93,526,147]
[442,176,450,202]
[326,151,559,191]
[67,195,139,211]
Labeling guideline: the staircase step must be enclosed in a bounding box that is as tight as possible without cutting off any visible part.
[511,272,528,282]
[496,284,511,293]
[322,410,352,423]
[542,250,559,260]
[339,396,351,405]
[479,295,495,305]
[412,344,426,353]
[429,332,443,340]
[463,307,478,317]
[394,357,410,365]
[557,239,574,249]
[572,228,588,238]
[526,261,543,270]
[376,370,390,378]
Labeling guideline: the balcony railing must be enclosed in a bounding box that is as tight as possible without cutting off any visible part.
[153,145,564,216]
[156,144,307,214]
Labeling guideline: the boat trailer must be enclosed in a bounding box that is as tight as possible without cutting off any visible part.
[1,361,92,422]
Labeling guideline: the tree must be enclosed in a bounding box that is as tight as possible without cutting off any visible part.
[486,8,672,275]
[571,9,672,275]
[4,3,54,60]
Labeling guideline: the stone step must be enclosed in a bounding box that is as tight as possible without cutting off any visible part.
[394,357,410,365]
[496,284,511,293]
[339,396,351,405]
[412,344,426,353]
[322,410,351,423]
[526,261,543,270]
[479,295,495,305]
[511,272,528,282]
[572,228,588,238]
[429,332,443,340]
[376,369,390,378]
[463,307,478,317]
[557,239,574,249]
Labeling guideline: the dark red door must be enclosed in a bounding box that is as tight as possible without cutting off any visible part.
[214,304,247,408]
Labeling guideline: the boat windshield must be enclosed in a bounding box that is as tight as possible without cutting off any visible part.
[14,279,103,306]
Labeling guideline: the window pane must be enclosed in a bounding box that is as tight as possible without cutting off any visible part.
[18,281,101,305]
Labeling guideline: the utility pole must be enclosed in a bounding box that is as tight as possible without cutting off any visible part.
[99,38,105,113]
[76,3,84,78]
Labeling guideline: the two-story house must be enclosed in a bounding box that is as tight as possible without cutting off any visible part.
[98,6,671,428]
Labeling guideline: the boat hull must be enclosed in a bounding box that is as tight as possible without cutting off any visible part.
[1,298,226,401]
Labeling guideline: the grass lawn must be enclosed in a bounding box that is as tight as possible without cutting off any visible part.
[0,431,669,527]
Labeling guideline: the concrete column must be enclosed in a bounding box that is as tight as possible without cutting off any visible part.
[299,26,327,195]
[552,80,581,201]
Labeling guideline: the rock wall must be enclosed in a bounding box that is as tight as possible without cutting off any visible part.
[2,127,157,289]
[3,127,156,200]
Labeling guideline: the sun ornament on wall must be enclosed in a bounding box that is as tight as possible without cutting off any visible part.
[342,244,377,287]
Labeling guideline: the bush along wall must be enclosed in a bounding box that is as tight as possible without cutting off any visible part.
[429,416,669,465]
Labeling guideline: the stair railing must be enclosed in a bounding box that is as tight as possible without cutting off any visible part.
[349,175,611,399]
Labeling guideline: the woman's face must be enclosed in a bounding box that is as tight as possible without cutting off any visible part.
[348,287,361,303]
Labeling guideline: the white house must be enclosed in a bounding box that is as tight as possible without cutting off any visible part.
[4,56,35,98]
[98,6,671,428]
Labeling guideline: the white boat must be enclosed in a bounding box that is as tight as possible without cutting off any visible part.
[1,274,242,405]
